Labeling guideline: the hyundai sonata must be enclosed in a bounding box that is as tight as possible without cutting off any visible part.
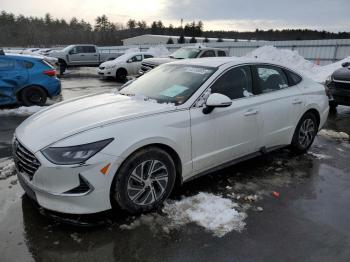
[14,58,329,214]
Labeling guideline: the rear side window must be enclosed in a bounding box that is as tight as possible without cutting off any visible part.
[200,50,216,58]
[82,46,96,53]
[255,65,289,93]
[211,66,253,100]
[285,69,302,85]
[0,58,15,70]
[18,60,34,69]
[218,51,227,57]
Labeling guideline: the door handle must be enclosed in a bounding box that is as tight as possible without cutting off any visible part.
[244,109,259,116]
[292,99,302,105]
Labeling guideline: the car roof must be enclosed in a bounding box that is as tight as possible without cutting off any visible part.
[182,46,226,51]
[169,57,297,70]
[3,54,42,61]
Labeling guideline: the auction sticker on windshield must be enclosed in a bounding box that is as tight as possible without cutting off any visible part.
[160,85,189,97]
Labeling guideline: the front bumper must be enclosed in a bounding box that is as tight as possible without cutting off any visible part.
[97,68,114,77]
[15,147,120,214]
[328,81,350,106]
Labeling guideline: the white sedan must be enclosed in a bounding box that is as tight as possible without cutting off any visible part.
[97,52,154,81]
[14,58,329,214]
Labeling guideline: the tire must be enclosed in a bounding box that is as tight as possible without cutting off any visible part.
[20,86,47,106]
[290,112,318,154]
[116,68,127,82]
[111,147,176,214]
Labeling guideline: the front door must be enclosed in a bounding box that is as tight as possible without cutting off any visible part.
[190,65,260,172]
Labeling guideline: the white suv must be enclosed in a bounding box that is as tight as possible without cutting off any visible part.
[14,57,329,214]
[98,52,154,81]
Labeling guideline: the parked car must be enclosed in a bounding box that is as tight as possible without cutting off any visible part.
[0,53,61,106]
[139,46,227,75]
[326,62,350,111]
[49,45,122,74]
[14,58,329,215]
[97,52,154,81]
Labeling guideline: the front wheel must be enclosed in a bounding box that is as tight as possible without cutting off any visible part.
[290,112,318,153]
[20,86,47,106]
[111,147,176,214]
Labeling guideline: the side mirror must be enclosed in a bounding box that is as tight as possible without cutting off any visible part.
[203,93,232,114]
[69,50,77,55]
[127,59,133,63]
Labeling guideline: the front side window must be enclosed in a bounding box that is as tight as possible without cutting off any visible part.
[200,50,216,58]
[131,55,143,62]
[256,65,289,93]
[144,54,154,59]
[0,58,15,70]
[211,66,253,100]
[120,64,216,105]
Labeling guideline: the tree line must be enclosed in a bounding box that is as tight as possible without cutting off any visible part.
[0,10,349,47]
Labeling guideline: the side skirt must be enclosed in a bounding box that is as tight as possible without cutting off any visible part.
[184,145,286,183]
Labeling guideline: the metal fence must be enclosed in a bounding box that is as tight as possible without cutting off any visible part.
[100,38,350,65]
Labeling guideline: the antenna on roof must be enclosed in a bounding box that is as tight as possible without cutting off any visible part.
[0,49,4,55]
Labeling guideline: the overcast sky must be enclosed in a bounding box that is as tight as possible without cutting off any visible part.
[2,0,350,32]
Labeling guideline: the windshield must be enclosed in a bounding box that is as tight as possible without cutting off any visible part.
[120,64,216,105]
[170,48,201,59]
[61,45,75,52]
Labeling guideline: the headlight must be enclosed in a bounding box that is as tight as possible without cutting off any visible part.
[105,65,116,69]
[41,138,114,165]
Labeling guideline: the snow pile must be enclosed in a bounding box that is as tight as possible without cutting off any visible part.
[163,193,246,237]
[163,193,247,237]
[147,45,170,57]
[308,152,332,160]
[245,45,350,83]
[0,106,44,116]
[0,158,15,180]
[120,193,247,237]
[318,129,349,140]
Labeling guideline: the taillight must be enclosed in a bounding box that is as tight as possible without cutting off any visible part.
[43,69,56,77]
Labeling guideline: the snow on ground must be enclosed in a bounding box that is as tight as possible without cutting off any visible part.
[120,192,247,237]
[0,158,15,180]
[0,106,44,116]
[245,45,350,83]
[147,45,170,57]
[318,129,349,140]
[308,152,332,160]
[163,193,247,237]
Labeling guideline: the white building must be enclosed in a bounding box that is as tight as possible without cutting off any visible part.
[122,34,240,46]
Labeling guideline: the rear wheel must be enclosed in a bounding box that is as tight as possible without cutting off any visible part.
[116,68,127,82]
[111,147,176,214]
[290,112,318,153]
[20,86,47,106]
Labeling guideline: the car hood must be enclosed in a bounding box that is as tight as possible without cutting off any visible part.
[332,67,350,82]
[16,93,176,152]
[142,57,176,66]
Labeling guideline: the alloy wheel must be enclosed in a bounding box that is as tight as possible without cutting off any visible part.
[298,118,315,148]
[126,160,169,206]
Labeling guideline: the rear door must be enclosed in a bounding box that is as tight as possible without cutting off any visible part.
[0,57,28,104]
[81,46,99,64]
[252,64,305,149]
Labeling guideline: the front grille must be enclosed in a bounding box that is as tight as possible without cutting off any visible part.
[13,139,40,180]
[334,81,350,91]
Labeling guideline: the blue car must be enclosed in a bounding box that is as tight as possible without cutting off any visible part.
[0,53,61,106]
